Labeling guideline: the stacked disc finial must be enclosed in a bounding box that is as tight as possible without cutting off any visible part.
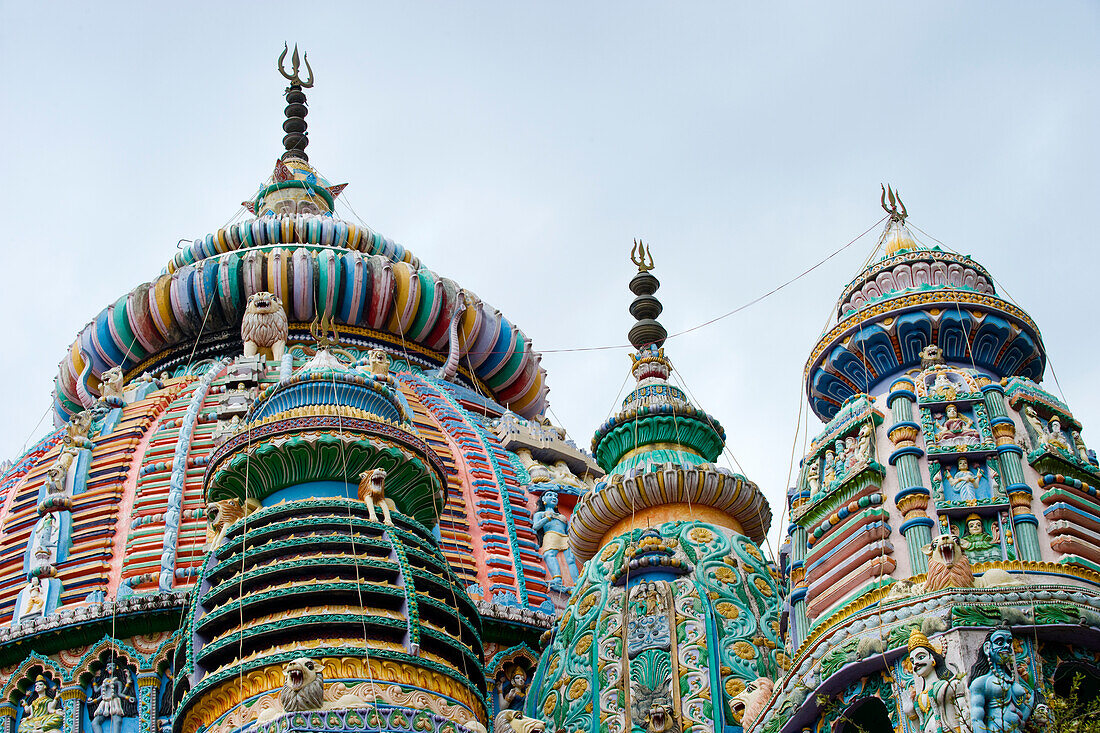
[277,44,314,162]
[627,240,667,349]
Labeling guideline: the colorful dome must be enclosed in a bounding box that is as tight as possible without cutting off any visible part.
[805,196,1046,420]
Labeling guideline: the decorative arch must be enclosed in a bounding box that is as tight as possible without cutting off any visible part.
[833,695,892,733]
[69,636,143,688]
[2,654,65,702]
[938,309,975,361]
[896,312,932,364]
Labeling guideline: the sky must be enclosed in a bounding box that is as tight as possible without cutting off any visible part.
[1,2,1098,550]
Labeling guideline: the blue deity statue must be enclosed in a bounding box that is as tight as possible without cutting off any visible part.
[533,491,578,587]
[968,626,1036,733]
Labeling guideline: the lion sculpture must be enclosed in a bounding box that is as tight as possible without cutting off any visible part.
[241,292,289,361]
[919,534,1015,593]
[255,657,369,724]
[367,349,391,380]
[99,366,125,402]
[920,344,946,368]
[357,468,395,525]
[731,677,774,729]
[493,711,545,733]
[206,498,260,549]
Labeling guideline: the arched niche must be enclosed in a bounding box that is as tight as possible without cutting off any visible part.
[833,695,893,733]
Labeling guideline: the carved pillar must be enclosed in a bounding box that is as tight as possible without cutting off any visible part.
[0,702,17,733]
[789,491,810,649]
[888,378,935,574]
[60,685,86,733]
[137,672,159,733]
[982,382,1041,561]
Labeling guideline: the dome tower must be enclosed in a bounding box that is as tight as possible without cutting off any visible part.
[528,244,779,733]
[757,193,1100,733]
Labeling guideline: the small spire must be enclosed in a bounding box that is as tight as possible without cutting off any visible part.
[277,43,314,162]
[627,240,666,349]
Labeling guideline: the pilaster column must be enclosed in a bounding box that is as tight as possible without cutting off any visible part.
[982,382,1041,561]
[60,685,86,733]
[137,672,160,733]
[789,491,810,649]
[888,378,934,573]
[0,702,17,733]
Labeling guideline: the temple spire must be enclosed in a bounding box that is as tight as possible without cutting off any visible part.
[277,43,314,162]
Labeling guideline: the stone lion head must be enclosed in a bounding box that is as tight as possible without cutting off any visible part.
[279,657,324,712]
[922,533,974,591]
[246,291,282,315]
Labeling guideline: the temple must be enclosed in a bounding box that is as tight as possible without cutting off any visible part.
[0,50,1095,733]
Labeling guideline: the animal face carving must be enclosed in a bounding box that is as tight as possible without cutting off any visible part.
[731,677,774,728]
[206,499,245,549]
[279,657,324,711]
[241,292,289,360]
[922,534,975,591]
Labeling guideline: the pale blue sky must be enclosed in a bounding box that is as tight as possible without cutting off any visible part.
[2,3,1097,548]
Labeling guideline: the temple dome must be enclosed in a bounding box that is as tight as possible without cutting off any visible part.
[805,196,1046,421]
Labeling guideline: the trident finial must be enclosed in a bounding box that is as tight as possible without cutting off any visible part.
[880,184,908,223]
[631,239,655,273]
[309,312,340,350]
[278,43,314,89]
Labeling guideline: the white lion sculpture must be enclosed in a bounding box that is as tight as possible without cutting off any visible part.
[921,534,1015,592]
[494,711,546,733]
[241,292,288,361]
[254,657,369,724]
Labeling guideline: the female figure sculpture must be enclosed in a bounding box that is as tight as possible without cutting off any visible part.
[18,677,62,733]
[936,404,981,447]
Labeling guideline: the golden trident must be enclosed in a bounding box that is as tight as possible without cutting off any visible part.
[631,239,654,272]
[309,313,340,350]
[278,43,314,89]
[880,184,908,223]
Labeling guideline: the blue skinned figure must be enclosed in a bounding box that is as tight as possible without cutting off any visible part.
[533,490,578,587]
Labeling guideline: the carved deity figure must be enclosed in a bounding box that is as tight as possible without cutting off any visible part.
[1046,417,1072,453]
[936,404,982,447]
[32,514,57,565]
[89,662,136,733]
[931,370,958,400]
[855,423,873,465]
[960,514,1001,565]
[843,436,858,472]
[19,677,62,733]
[23,577,45,617]
[822,450,836,489]
[1022,406,1048,449]
[533,490,578,586]
[1073,431,1090,463]
[497,664,528,711]
[549,461,585,492]
[902,629,966,733]
[805,460,820,493]
[968,626,1036,733]
[947,459,981,502]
